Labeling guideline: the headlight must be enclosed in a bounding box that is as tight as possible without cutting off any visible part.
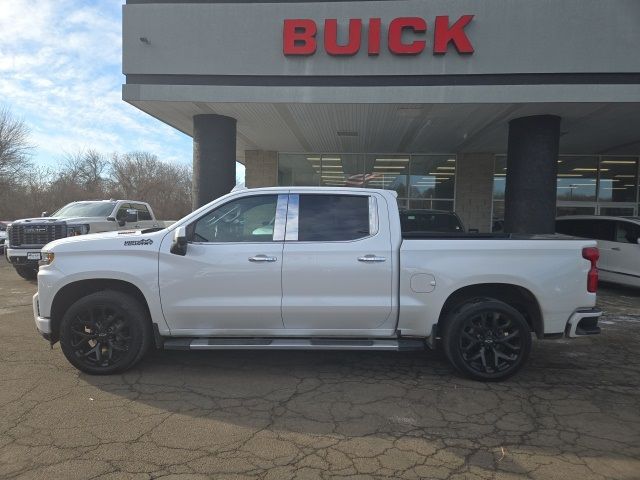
[67,224,90,236]
[39,252,55,266]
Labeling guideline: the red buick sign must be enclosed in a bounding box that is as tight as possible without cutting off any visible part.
[283,16,474,56]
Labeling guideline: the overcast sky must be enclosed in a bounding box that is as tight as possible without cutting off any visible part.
[0,1,245,180]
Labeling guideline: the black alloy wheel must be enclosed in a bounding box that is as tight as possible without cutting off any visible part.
[59,291,151,375]
[443,299,532,381]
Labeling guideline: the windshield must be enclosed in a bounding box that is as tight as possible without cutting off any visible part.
[51,202,116,219]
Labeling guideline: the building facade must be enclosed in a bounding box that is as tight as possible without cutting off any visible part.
[122,0,640,232]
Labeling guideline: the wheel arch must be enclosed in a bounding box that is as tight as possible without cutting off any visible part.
[49,279,153,344]
[437,283,544,339]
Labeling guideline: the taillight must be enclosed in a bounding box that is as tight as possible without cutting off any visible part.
[582,247,599,293]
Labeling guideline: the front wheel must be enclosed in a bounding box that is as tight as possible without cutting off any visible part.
[442,299,532,382]
[59,290,152,375]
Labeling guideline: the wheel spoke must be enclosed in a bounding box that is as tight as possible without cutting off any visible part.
[479,347,488,371]
[71,328,96,339]
[71,336,94,348]
[493,348,518,363]
[491,313,499,329]
[82,343,99,358]
[497,331,518,341]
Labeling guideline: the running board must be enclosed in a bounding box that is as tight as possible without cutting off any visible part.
[162,337,425,351]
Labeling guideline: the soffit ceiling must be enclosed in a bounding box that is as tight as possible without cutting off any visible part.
[128,101,640,162]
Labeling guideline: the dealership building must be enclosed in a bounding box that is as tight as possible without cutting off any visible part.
[122,0,640,233]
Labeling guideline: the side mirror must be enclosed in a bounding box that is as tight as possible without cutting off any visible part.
[106,216,116,222]
[41,211,49,217]
[124,209,138,223]
[170,226,188,256]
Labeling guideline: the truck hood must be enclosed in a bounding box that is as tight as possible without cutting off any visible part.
[11,216,107,224]
[44,229,166,253]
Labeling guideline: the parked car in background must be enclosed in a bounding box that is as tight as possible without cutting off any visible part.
[400,209,465,234]
[6,200,159,280]
[0,221,9,254]
[556,216,640,288]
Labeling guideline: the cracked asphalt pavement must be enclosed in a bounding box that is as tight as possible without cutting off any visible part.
[1,257,640,479]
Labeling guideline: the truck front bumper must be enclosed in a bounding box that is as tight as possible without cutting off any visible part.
[565,307,603,338]
[32,293,52,340]
[7,248,41,265]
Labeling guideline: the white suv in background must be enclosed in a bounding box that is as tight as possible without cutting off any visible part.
[0,221,8,254]
[556,216,640,288]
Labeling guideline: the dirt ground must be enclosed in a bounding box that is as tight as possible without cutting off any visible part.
[1,256,639,480]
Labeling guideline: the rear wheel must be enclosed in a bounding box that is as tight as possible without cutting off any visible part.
[14,265,38,281]
[59,290,151,375]
[442,299,532,381]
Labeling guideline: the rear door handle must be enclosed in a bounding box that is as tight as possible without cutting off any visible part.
[358,255,386,263]
[611,247,621,251]
[249,255,277,262]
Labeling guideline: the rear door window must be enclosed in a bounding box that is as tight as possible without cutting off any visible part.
[297,195,370,242]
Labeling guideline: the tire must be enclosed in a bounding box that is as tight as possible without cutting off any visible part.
[14,264,38,281]
[59,290,152,375]
[442,299,532,382]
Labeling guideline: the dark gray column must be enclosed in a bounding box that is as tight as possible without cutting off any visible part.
[504,115,561,234]
[192,114,237,210]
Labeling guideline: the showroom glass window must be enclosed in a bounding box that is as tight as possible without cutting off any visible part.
[278,153,456,212]
[493,155,639,229]
[598,157,638,203]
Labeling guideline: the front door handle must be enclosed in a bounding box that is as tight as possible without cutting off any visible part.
[358,254,386,263]
[611,247,621,251]
[249,255,277,262]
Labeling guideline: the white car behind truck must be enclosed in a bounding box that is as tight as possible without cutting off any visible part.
[33,187,602,381]
[6,200,159,280]
[556,215,640,288]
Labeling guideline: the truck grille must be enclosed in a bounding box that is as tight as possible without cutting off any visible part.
[7,224,66,247]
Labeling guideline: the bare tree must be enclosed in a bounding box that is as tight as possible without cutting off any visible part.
[0,108,33,187]
[110,152,192,219]
[0,108,34,219]
[61,149,109,196]
[1,144,192,221]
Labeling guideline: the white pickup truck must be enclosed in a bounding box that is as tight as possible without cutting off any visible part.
[6,200,159,280]
[33,187,602,381]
